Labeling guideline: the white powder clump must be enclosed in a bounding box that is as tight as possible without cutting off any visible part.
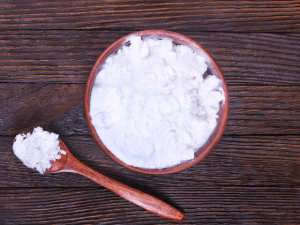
[90,36,225,169]
[13,127,66,174]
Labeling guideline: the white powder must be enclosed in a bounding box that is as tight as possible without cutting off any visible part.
[13,127,66,174]
[90,36,224,169]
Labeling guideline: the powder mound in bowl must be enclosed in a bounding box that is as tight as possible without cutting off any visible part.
[13,127,66,174]
[90,36,225,169]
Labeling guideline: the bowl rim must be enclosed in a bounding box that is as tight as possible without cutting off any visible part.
[84,29,229,175]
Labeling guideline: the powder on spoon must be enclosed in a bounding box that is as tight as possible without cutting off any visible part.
[90,35,224,169]
[13,127,66,174]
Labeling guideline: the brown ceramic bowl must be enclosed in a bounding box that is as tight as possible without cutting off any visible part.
[84,30,229,175]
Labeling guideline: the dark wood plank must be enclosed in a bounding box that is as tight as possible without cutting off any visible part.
[0,83,90,136]
[1,186,300,224]
[2,135,300,187]
[1,1,299,225]
[0,1,300,32]
[1,83,300,136]
[228,85,300,135]
[1,30,300,85]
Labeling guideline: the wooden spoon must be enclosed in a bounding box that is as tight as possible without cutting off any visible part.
[46,139,185,222]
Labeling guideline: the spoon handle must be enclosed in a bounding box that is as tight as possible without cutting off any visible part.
[63,156,184,222]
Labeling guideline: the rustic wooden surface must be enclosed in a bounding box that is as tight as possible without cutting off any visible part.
[1,1,300,224]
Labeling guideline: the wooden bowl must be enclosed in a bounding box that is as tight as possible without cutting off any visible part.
[85,30,229,175]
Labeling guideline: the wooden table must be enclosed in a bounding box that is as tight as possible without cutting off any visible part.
[1,1,300,224]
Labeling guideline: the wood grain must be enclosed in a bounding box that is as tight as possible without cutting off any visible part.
[1,83,300,136]
[0,30,299,85]
[2,135,300,188]
[1,186,300,224]
[0,83,90,136]
[0,1,299,32]
[1,1,300,224]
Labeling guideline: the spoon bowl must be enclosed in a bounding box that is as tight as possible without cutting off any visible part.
[46,140,68,173]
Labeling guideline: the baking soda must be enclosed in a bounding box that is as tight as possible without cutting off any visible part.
[90,36,224,169]
[13,127,66,174]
